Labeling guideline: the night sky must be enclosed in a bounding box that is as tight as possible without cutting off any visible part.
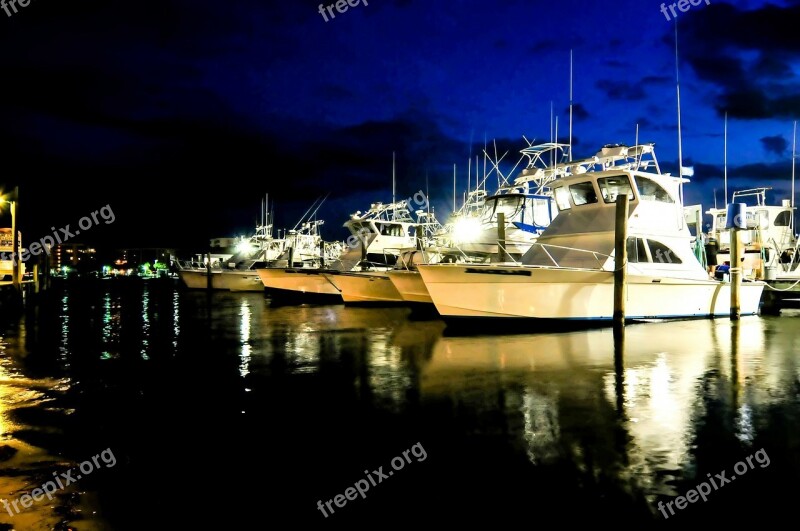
[2,0,799,250]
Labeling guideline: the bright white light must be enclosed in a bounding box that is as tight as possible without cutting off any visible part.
[236,239,254,255]
[452,217,482,243]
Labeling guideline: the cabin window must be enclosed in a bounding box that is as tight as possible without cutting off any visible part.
[350,222,375,235]
[647,240,683,264]
[626,237,648,263]
[494,196,524,219]
[569,182,599,206]
[377,223,405,237]
[775,211,792,227]
[554,187,572,210]
[597,176,635,204]
[636,177,674,203]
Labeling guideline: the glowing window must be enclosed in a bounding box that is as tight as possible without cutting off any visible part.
[569,182,599,206]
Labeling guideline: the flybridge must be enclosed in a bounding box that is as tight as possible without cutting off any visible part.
[514,143,667,192]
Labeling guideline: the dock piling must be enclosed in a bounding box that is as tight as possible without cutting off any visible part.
[496,213,506,262]
[613,195,629,327]
[727,202,745,320]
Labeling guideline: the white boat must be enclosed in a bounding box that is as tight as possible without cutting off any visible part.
[322,270,404,304]
[417,143,765,322]
[388,142,566,307]
[260,198,434,302]
[444,143,563,260]
[177,222,287,292]
[706,188,795,279]
[319,200,444,305]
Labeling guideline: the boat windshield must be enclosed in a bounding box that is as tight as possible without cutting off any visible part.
[597,175,634,203]
[635,176,674,203]
[482,195,524,222]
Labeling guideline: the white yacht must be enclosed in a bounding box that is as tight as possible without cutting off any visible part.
[321,201,442,304]
[445,143,562,259]
[388,143,565,307]
[417,143,765,321]
[706,188,796,279]
[177,222,287,292]
[260,199,431,302]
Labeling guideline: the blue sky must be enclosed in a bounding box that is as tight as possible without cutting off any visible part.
[1,0,799,246]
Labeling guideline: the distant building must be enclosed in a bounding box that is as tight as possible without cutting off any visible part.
[112,248,176,275]
[53,243,97,269]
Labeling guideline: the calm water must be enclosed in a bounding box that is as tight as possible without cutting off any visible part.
[0,280,797,528]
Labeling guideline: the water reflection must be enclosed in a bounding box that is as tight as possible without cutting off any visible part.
[1,283,799,526]
[420,315,797,515]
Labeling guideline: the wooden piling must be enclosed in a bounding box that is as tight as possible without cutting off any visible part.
[613,195,629,327]
[206,251,212,291]
[730,228,741,320]
[497,213,506,262]
[319,241,325,269]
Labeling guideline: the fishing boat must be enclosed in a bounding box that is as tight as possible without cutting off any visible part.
[388,142,565,307]
[177,221,286,292]
[179,197,341,292]
[320,201,444,304]
[417,143,765,322]
[705,188,795,279]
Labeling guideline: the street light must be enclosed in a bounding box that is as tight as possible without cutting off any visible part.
[0,187,20,291]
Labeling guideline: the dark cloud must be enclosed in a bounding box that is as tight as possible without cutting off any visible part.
[680,1,800,119]
[761,135,789,157]
[596,80,646,101]
[564,103,590,121]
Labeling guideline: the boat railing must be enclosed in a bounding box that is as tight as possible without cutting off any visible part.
[517,241,612,269]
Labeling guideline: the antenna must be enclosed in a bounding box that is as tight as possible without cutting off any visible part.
[453,163,457,212]
[550,101,554,167]
[551,116,558,172]
[724,112,728,205]
[494,139,500,188]
[483,134,487,193]
[467,156,472,205]
[569,49,573,162]
[475,155,479,198]
[392,151,396,218]
[674,19,685,207]
[425,170,430,218]
[793,120,797,232]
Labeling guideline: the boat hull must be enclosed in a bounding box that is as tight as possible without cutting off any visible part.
[178,270,220,290]
[386,270,432,304]
[178,270,264,291]
[257,268,342,299]
[217,271,264,292]
[323,271,405,305]
[417,264,764,320]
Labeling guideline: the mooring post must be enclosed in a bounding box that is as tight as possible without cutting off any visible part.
[613,195,629,327]
[319,240,325,269]
[497,212,506,262]
[206,250,212,291]
[727,202,744,320]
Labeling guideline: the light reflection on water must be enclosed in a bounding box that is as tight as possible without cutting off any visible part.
[0,284,799,526]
